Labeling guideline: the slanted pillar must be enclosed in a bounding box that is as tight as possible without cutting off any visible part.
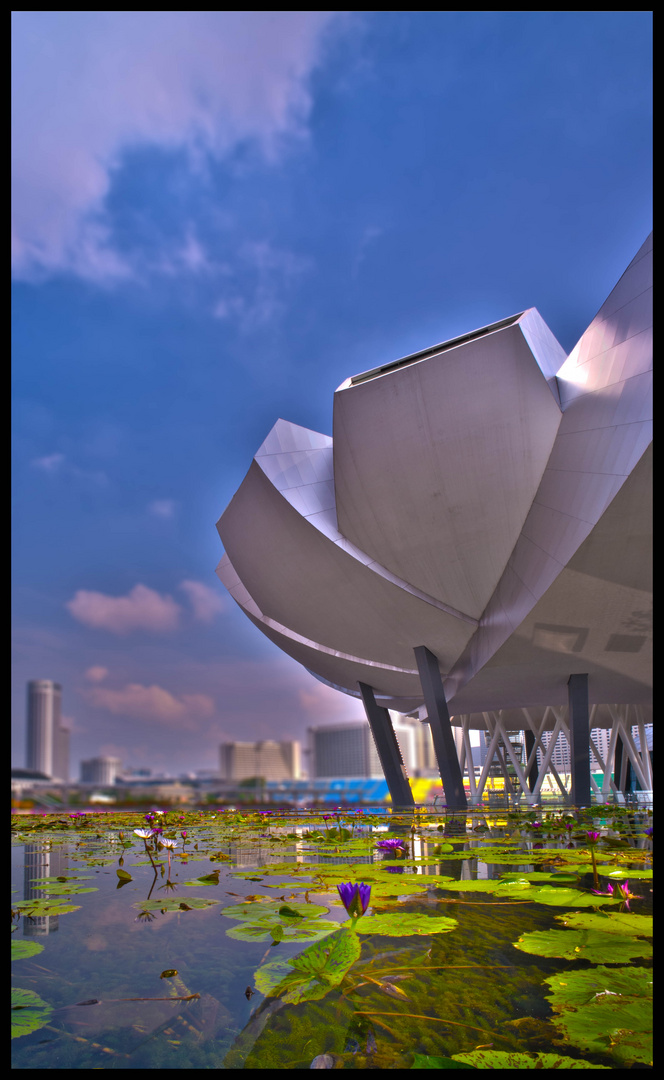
[524,729,539,792]
[358,683,415,809]
[414,646,467,810]
[568,674,591,807]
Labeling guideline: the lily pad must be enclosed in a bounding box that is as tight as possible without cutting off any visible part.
[23,881,98,895]
[513,928,652,962]
[554,911,653,938]
[11,939,44,961]
[550,991,653,1064]
[11,987,52,1040]
[543,965,653,1010]
[132,896,220,911]
[524,886,623,908]
[219,900,329,921]
[13,899,82,916]
[184,872,221,886]
[226,918,340,943]
[352,912,458,936]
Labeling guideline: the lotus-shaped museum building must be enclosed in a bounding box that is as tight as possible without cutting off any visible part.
[216,235,652,808]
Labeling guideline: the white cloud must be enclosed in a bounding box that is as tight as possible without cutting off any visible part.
[148,499,177,519]
[30,452,108,485]
[31,453,65,472]
[212,240,312,328]
[179,579,225,622]
[66,584,182,634]
[11,11,344,282]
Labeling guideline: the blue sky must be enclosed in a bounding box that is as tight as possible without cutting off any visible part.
[11,11,652,777]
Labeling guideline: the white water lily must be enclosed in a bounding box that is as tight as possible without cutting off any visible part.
[133,828,153,838]
[159,837,177,849]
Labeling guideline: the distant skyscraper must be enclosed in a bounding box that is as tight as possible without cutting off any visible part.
[309,722,383,778]
[53,725,70,782]
[26,680,62,778]
[80,757,122,784]
[219,741,301,781]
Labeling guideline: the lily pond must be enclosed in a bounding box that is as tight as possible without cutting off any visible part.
[11,806,653,1070]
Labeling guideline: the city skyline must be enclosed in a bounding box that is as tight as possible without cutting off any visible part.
[12,12,652,775]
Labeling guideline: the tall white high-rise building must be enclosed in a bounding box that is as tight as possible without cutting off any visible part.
[80,756,122,785]
[26,680,65,778]
[220,740,301,781]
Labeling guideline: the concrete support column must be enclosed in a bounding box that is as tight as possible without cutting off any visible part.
[358,683,415,809]
[568,674,591,808]
[414,646,467,810]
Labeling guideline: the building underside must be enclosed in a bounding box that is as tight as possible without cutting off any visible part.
[216,234,652,808]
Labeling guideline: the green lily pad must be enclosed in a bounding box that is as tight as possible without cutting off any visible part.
[353,911,458,936]
[436,877,533,894]
[554,911,653,938]
[605,868,652,879]
[550,992,653,1064]
[13,899,81,916]
[219,900,329,921]
[254,926,363,1004]
[132,896,220,911]
[22,882,98,895]
[451,1050,609,1069]
[524,886,623,907]
[11,987,52,1039]
[543,965,653,1010]
[500,871,579,883]
[513,928,652,962]
[183,872,221,886]
[11,939,44,961]
[226,918,340,943]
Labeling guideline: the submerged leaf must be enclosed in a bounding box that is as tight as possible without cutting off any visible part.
[451,1050,609,1069]
[411,1053,477,1068]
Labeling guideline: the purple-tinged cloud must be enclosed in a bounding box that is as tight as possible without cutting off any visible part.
[11,11,344,282]
[66,584,182,634]
[80,681,214,727]
[179,580,225,622]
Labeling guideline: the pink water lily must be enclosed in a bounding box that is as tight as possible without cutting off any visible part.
[591,879,642,910]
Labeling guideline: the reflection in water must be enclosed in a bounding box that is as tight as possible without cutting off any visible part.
[22,843,66,936]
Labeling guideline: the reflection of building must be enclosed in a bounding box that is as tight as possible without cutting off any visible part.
[22,844,66,936]
[26,680,69,780]
[216,235,652,809]
[220,741,301,781]
[80,756,122,784]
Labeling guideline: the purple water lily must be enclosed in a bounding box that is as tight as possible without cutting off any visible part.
[587,831,601,843]
[376,838,408,854]
[337,882,371,920]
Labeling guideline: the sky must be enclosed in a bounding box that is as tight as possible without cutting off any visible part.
[11,11,652,778]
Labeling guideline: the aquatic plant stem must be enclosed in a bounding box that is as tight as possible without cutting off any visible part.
[589,846,600,889]
[353,1010,512,1042]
